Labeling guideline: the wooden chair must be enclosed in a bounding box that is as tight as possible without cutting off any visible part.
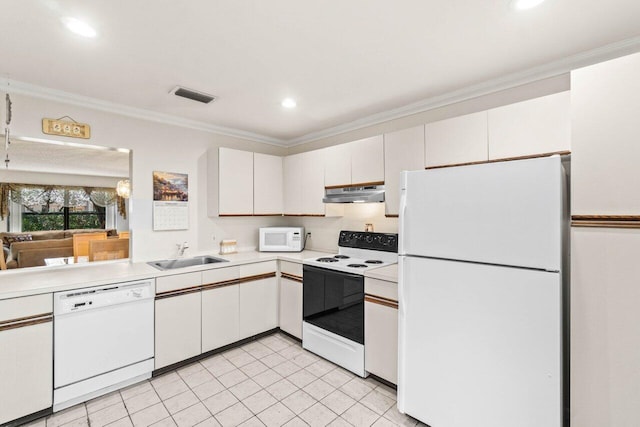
[0,248,6,270]
[73,232,107,262]
[118,231,130,239]
[88,238,129,262]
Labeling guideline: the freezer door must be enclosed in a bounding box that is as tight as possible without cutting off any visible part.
[399,156,564,271]
[397,256,562,427]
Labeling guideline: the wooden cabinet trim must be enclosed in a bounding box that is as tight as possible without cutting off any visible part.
[218,214,255,217]
[385,214,399,218]
[283,214,326,217]
[571,215,640,229]
[202,272,277,291]
[425,150,570,170]
[155,285,202,300]
[0,313,52,332]
[325,181,384,190]
[365,295,399,309]
[280,272,303,283]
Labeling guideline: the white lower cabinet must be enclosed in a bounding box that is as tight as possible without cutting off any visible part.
[240,277,278,339]
[279,261,303,339]
[571,227,640,427]
[364,277,398,385]
[0,294,53,424]
[239,262,278,339]
[155,291,202,369]
[202,285,240,352]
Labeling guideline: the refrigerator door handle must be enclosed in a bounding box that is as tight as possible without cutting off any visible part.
[398,171,408,255]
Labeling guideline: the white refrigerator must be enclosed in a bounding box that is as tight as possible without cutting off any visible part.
[397,156,566,427]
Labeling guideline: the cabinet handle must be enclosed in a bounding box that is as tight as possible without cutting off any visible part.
[571,215,640,229]
[0,313,52,332]
[365,295,398,309]
[155,285,202,300]
[280,272,303,283]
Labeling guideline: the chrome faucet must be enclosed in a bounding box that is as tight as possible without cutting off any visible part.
[177,242,189,257]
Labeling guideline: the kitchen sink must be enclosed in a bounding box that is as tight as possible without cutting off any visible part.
[148,255,228,270]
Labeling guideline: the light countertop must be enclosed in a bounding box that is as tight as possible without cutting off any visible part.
[364,263,398,282]
[0,249,331,300]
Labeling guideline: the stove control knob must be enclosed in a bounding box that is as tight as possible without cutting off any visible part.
[365,235,373,243]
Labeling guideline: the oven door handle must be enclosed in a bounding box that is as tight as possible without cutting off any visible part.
[303,265,363,280]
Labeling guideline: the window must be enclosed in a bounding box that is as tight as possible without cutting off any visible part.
[1,184,123,232]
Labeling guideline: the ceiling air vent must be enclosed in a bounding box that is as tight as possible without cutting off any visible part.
[170,86,217,104]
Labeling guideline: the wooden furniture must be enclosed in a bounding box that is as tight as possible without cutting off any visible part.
[218,147,254,216]
[279,261,303,339]
[384,125,425,216]
[72,232,107,262]
[365,275,399,384]
[0,248,6,270]
[324,136,384,187]
[118,231,130,239]
[88,238,129,261]
[254,152,284,215]
[425,111,488,168]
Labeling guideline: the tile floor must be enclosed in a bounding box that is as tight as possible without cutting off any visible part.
[25,333,422,427]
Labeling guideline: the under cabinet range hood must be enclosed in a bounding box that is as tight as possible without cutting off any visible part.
[323,184,385,203]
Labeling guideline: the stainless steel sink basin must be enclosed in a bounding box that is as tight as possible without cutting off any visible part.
[148,255,228,270]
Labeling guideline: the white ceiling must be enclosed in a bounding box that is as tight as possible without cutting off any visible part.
[1,0,640,145]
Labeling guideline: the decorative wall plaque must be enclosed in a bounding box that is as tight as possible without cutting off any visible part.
[42,118,91,139]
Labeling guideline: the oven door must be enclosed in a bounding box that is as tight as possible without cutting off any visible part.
[303,265,364,344]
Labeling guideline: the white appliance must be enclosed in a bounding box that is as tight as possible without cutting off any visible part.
[302,231,398,376]
[398,156,566,427]
[259,227,305,252]
[53,279,155,411]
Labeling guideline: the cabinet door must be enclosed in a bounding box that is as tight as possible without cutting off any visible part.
[351,135,385,185]
[155,292,202,369]
[279,277,303,339]
[0,321,52,424]
[283,154,302,215]
[384,126,425,216]
[301,150,326,215]
[425,111,488,167]
[365,298,398,385]
[219,147,253,215]
[488,91,570,160]
[239,277,278,339]
[202,285,240,352]
[571,53,640,215]
[324,144,351,187]
[571,227,640,427]
[254,153,283,215]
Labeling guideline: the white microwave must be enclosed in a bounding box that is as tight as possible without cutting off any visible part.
[259,227,305,252]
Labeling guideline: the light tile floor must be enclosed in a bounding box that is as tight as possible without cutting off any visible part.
[25,333,422,427]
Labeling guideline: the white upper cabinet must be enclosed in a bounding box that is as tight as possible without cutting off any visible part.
[324,144,351,187]
[254,153,283,215]
[324,136,384,187]
[283,153,303,215]
[425,111,488,167]
[488,91,571,160]
[571,52,640,215]
[351,135,385,185]
[218,147,254,215]
[301,150,326,215]
[384,126,425,216]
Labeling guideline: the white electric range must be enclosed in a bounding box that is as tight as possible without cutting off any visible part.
[302,230,398,377]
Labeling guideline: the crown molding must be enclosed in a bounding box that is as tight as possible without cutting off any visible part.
[0,78,287,147]
[286,35,640,147]
[3,35,640,148]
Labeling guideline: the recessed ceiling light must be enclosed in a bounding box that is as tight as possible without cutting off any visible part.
[510,0,546,10]
[61,17,97,38]
[281,98,297,109]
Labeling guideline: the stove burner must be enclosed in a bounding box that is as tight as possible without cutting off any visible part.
[317,257,338,263]
[334,255,350,259]
[347,264,368,268]
[365,260,383,264]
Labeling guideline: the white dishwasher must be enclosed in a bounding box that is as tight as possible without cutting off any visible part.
[54,279,155,411]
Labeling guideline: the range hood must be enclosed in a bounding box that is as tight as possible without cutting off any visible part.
[323,184,385,203]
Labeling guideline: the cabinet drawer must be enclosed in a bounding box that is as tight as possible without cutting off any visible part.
[0,294,52,322]
[156,272,201,294]
[365,278,398,302]
[280,261,302,277]
[240,261,277,277]
[202,266,240,286]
